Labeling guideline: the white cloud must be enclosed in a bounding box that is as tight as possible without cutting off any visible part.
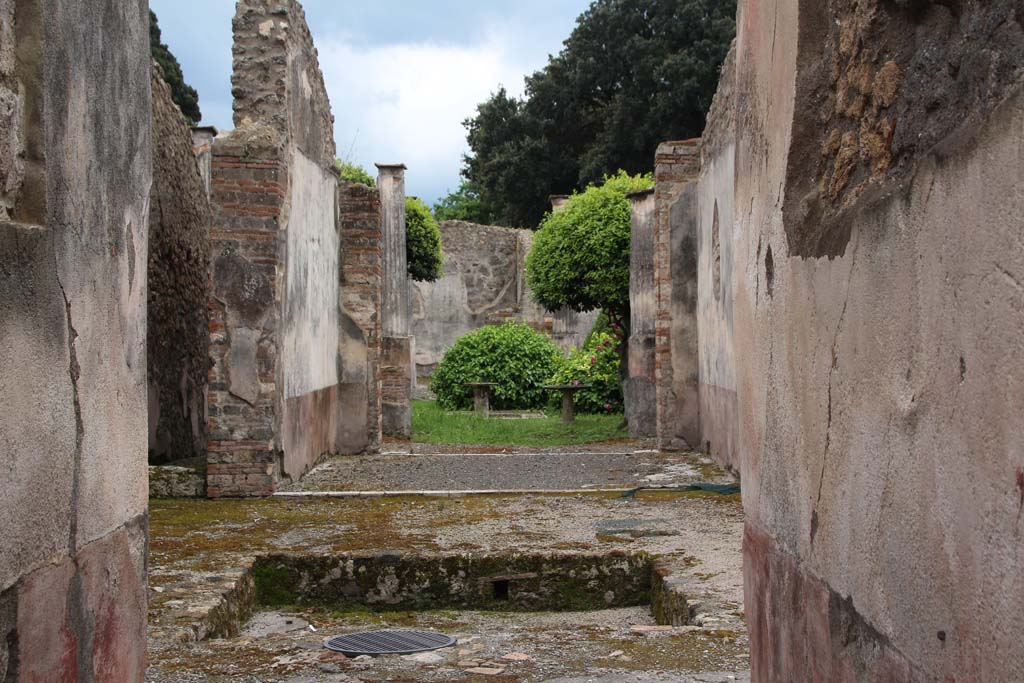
[317,28,540,204]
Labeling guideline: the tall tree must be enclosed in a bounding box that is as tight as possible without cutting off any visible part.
[463,0,735,228]
[150,11,202,125]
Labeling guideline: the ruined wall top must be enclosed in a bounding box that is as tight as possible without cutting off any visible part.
[700,40,737,161]
[655,139,701,186]
[231,0,336,168]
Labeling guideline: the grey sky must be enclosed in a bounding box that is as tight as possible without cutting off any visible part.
[150,1,592,204]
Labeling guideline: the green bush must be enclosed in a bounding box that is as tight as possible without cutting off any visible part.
[336,160,376,187]
[406,197,444,282]
[432,322,564,411]
[526,170,652,322]
[547,332,623,413]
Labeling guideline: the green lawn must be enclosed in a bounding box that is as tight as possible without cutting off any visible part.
[411,400,628,447]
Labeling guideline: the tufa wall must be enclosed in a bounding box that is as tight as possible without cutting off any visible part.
[411,219,599,383]
[0,0,151,679]
[148,62,212,466]
[208,0,376,496]
[714,0,1024,679]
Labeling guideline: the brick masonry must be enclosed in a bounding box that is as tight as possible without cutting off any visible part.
[338,180,384,452]
[206,131,285,498]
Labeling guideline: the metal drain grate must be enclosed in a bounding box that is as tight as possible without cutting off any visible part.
[324,629,457,656]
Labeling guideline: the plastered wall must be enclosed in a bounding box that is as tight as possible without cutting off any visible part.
[0,0,151,678]
[720,0,1024,679]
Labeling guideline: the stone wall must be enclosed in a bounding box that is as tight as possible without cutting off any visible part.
[148,62,211,466]
[626,190,657,437]
[652,141,701,451]
[338,180,384,453]
[0,0,150,678]
[411,220,598,382]
[719,0,1024,679]
[207,0,351,496]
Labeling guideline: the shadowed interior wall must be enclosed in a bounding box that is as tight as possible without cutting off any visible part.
[148,62,211,466]
[0,0,151,678]
[721,0,1024,679]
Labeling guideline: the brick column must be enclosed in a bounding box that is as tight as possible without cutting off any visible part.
[653,140,701,451]
[377,163,413,438]
[205,130,284,498]
[626,188,657,437]
[338,181,384,452]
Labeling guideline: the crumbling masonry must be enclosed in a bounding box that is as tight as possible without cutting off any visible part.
[206,0,382,497]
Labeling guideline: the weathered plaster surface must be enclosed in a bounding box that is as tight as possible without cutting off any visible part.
[0,0,150,678]
[727,0,1024,679]
[281,149,339,400]
[627,191,657,437]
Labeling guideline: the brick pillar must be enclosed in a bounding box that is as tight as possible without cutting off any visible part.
[338,181,384,452]
[377,163,413,438]
[626,188,657,437]
[653,140,701,451]
[205,131,284,498]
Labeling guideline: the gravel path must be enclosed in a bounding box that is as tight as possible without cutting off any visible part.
[282,450,732,493]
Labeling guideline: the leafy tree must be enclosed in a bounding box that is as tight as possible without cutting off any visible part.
[150,11,201,125]
[526,170,652,327]
[405,197,443,282]
[431,322,564,411]
[433,181,497,225]
[335,160,376,187]
[462,0,735,227]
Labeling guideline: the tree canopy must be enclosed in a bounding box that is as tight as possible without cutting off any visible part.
[462,0,735,228]
[405,197,444,282]
[150,11,201,125]
[526,171,652,325]
[433,181,498,225]
[335,160,376,187]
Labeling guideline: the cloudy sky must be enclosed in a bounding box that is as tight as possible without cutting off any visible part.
[151,1,592,204]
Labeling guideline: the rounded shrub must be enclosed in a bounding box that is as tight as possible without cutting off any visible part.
[546,332,623,414]
[406,197,444,282]
[432,322,564,411]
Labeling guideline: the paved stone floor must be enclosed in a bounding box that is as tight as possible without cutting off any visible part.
[146,445,748,682]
